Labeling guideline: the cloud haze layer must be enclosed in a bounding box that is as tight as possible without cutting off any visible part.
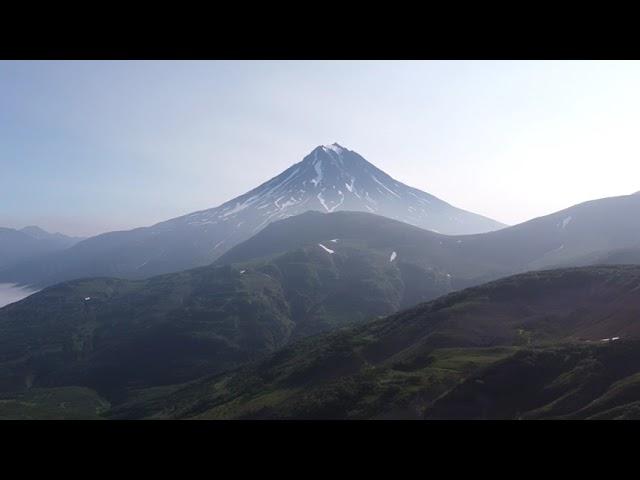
[0,284,37,308]
[2,60,640,236]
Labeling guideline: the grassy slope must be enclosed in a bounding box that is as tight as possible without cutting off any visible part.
[0,236,451,408]
[111,266,640,419]
[425,340,640,419]
[0,386,109,420]
[5,265,640,419]
[0,266,292,401]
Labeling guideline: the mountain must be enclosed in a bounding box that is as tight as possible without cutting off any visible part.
[216,210,465,277]
[4,190,640,407]
[216,193,640,289]
[109,265,640,420]
[20,226,79,244]
[4,263,640,419]
[191,142,505,236]
[4,193,634,396]
[0,214,455,402]
[448,192,640,280]
[0,144,505,288]
[0,226,82,270]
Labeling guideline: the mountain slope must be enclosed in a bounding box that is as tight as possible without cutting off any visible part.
[216,193,640,289]
[113,265,640,419]
[5,193,631,397]
[0,216,455,402]
[425,340,640,420]
[0,226,81,270]
[591,247,640,265]
[217,210,461,271]
[454,192,640,276]
[0,144,504,288]
[0,269,290,399]
[0,386,109,420]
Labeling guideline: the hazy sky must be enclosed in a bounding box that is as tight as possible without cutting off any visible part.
[2,60,640,236]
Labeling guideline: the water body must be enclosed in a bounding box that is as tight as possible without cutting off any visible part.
[0,283,38,308]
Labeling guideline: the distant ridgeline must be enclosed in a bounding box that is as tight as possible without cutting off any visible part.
[0,225,82,270]
[0,144,505,288]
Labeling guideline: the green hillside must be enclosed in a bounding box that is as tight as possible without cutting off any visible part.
[0,231,451,406]
[110,266,640,420]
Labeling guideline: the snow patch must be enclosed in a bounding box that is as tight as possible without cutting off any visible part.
[136,259,151,270]
[274,196,286,208]
[371,174,401,198]
[310,154,324,187]
[317,191,344,212]
[317,192,330,212]
[345,178,355,193]
[364,191,378,205]
[323,143,344,154]
[318,243,335,254]
[560,216,572,229]
[275,195,299,210]
[188,219,217,226]
[219,190,266,218]
[408,192,432,205]
[389,251,397,262]
[280,197,299,209]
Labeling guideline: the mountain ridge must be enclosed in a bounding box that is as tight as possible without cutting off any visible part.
[0,144,504,288]
[215,192,640,287]
[108,265,640,419]
[0,226,82,270]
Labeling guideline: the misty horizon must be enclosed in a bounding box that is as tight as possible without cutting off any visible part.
[3,61,640,237]
[2,144,639,239]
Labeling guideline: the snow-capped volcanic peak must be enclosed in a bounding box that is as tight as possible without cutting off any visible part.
[0,143,507,285]
[178,143,504,239]
[322,143,345,154]
[156,143,504,266]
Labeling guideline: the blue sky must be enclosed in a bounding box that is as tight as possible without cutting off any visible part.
[2,60,640,236]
